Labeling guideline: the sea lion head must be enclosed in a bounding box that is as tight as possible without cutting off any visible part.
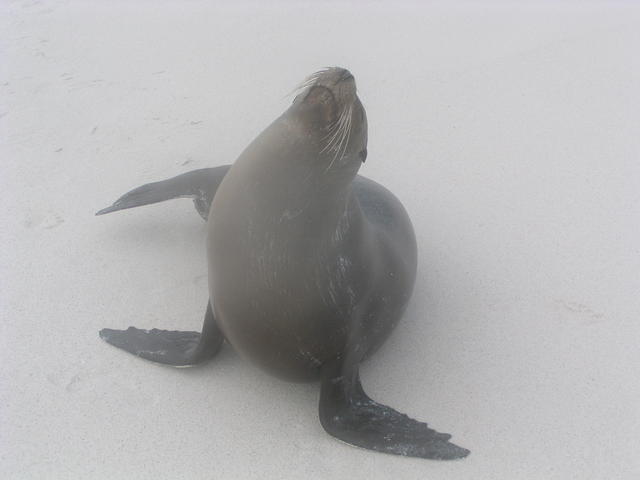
[290,67,368,175]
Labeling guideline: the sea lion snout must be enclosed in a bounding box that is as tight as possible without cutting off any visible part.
[338,69,354,83]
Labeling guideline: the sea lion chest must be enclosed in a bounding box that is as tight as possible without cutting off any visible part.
[206,159,370,380]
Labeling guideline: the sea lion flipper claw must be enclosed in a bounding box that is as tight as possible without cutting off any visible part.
[96,166,231,220]
[99,302,224,367]
[319,366,470,460]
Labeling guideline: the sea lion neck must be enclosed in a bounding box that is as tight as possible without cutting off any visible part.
[236,111,359,201]
[207,117,356,247]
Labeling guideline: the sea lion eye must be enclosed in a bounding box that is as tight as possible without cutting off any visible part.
[359,149,367,163]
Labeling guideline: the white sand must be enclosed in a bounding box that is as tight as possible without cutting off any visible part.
[2,1,639,479]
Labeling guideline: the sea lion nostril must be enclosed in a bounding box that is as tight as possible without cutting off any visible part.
[340,70,354,82]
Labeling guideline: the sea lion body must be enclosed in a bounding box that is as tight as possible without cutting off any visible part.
[97,68,468,460]
[209,137,416,380]
[207,78,416,380]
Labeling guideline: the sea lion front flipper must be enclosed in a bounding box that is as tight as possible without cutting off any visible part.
[318,364,470,460]
[99,302,224,367]
[96,166,231,220]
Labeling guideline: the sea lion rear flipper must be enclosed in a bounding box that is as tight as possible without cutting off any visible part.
[99,302,224,367]
[95,166,231,220]
[318,363,470,460]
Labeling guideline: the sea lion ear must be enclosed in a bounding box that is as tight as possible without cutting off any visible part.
[303,86,337,127]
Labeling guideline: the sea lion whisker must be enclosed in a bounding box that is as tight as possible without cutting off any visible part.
[325,107,347,137]
[328,109,348,149]
[333,113,348,157]
[341,105,353,158]
[323,109,344,141]
[336,105,353,162]
[324,128,344,172]
[321,107,348,154]
[326,112,348,156]
[324,105,353,173]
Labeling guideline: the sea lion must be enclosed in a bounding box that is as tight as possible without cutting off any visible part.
[98,67,469,460]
